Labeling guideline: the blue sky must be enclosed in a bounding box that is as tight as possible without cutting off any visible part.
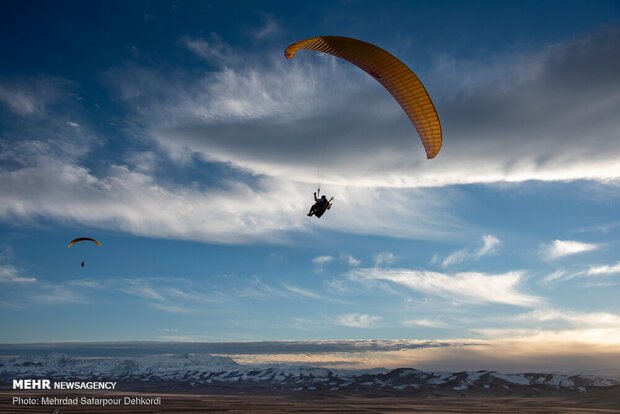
[1,1,620,372]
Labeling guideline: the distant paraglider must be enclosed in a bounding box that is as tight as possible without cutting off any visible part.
[68,238,101,248]
[68,238,101,267]
[284,36,442,159]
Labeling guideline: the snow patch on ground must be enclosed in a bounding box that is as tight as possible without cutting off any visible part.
[492,373,531,385]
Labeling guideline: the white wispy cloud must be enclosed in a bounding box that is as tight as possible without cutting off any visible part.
[348,267,541,307]
[543,260,620,283]
[118,279,227,307]
[228,276,288,300]
[31,285,86,305]
[253,14,280,40]
[67,279,103,289]
[313,255,334,265]
[162,287,226,305]
[441,234,501,267]
[0,78,70,116]
[340,253,361,267]
[121,281,166,301]
[312,255,334,273]
[374,252,396,267]
[108,275,281,313]
[541,240,600,260]
[336,313,381,328]
[541,269,567,283]
[472,327,620,346]
[583,260,620,276]
[183,34,241,67]
[441,249,468,268]
[478,234,501,256]
[283,283,350,304]
[282,283,322,299]
[514,309,620,328]
[0,264,36,283]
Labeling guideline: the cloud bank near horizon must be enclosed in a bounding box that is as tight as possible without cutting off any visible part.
[3,334,620,374]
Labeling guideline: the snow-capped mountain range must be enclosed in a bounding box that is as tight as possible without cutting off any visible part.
[2,353,619,395]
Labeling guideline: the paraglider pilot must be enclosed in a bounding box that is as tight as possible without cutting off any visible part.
[307,189,333,218]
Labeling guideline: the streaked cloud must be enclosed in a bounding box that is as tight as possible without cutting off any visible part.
[473,327,620,346]
[183,34,240,67]
[541,269,567,283]
[478,234,500,256]
[441,249,468,268]
[374,252,396,267]
[67,279,103,289]
[442,234,501,268]
[584,260,620,276]
[253,14,280,40]
[282,283,322,299]
[281,284,350,304]
[541,239,600,260]
[348,267,541,307]
[313,255,334,273]
[514,309,620,328]
[31,285,86,305]
[0,264,36,283]
[340,253,361,267]
[313,255,334,265]
[113,277,230,314]
[0,77,70,117]
[543,260,620,283]
[121,280,166,301]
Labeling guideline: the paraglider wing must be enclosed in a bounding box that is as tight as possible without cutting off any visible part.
[67,237,101,248]
[285,36,442,159]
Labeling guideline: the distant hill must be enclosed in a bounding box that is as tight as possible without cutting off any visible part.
[2,353,620,397]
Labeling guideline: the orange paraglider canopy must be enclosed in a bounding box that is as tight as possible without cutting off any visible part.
[285,36,442,159]
[67,237,101,248]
